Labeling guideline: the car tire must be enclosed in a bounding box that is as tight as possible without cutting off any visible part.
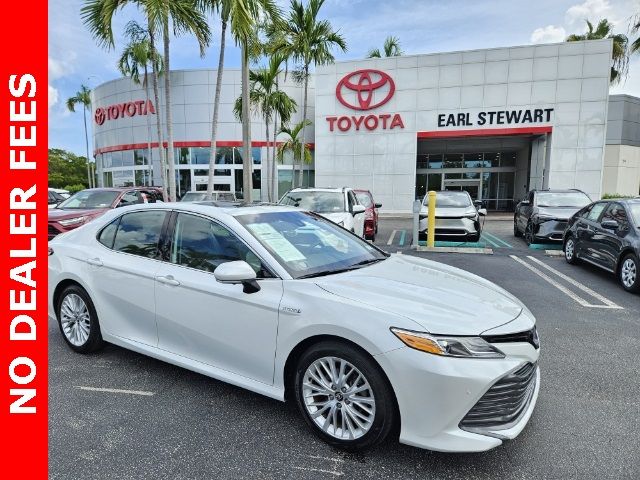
[564,236,579,265]
[524,222,536,246]
[56,285,104,353]
[513,218,522,237]
[293,341,397,451]
[618,253,639,293]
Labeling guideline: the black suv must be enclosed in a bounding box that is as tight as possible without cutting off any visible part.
[563,198,640,293]
[514,189,591,245]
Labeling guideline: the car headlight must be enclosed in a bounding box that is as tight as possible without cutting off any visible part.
[463,212,478,219]
[532,214,554,224]
[390,328,505,358]
[58,216,87,227]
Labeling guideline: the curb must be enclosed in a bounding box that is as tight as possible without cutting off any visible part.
[416,246,493,254]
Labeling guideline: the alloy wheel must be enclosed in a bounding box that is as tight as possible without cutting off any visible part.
[60,293,91,346]
[301,356,376,441]
[621,258,637,289]
[565,239,575,261]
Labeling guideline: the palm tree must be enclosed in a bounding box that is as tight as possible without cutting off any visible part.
[81,0,210,201]
[631,14,640,55]
[566,19,628,84]
[276,0,346,188]
[367,35,402,58]
[66,85,93,188]
[277,119,312,189]
[233,56,297,202]
[117,21,165,189]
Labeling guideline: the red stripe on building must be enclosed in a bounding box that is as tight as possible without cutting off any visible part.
[94,140,316,155]
[417,126,553,139]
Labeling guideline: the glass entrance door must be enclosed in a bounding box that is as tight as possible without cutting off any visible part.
[443,179,481,201]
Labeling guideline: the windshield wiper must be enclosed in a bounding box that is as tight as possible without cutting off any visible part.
[298,258,385,279]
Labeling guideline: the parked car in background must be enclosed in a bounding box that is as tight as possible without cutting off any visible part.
[50,187,71,199]
[563,198,640,293]
[48,187,163,240]
[279,187,366,237]
[49,203,539,452]
[514,189,591,245]
[354,189,382,241]
[181,191,237,202]
[419,191,487,242]
[48,189,67,209]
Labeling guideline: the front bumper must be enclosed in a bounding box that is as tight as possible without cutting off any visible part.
[531,219,568,242]
[375,341,539,452]
[419,216,480,239]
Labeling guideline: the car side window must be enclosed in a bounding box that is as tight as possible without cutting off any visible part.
[170,213,270,277]
[586,202,607,222]
[602,202,628,228]
[347,191,356,212]
[118,191,143,207]
[98,217,120,249]
[528,191,535,205]
[111,211,167,259]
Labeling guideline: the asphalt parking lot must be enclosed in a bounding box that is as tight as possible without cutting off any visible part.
[49,215,640,480]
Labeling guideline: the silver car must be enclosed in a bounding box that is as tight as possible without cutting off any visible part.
[419,191,487,242]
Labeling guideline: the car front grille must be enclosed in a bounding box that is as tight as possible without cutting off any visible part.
[482,326,540,349]
[460,362,538,431]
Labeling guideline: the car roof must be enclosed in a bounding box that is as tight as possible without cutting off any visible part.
[289,187,346,193]
[128,201,301,217]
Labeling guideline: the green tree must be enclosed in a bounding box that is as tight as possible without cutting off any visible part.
[367,35,402,58]
[48,148,91,189]
[276,0,346,188]
[233,55,297,201]
[566,19,628,84]
[81,0,211,201]
[65,85,93,188]
[117,21,165,191]
[276,119,312,191]
[631,13,640,55]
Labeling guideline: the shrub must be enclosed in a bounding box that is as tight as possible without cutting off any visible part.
[63,184,87,194]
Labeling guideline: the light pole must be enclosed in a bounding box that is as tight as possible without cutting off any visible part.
[86,75,102,188]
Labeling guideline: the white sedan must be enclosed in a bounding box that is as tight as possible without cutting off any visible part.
[48,203,540,452]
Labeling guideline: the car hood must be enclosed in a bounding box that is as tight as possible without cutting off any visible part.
[315,254,524,335]
[535,206,582,220]
[319,212,350,224]
[420,206,476,218]
[48,208,109,221]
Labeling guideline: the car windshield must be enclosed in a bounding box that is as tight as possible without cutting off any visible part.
[279,191,345,213]
[355,192,373,208]
[629,203,640,227]
[536,192,590,208]
[423,191,471,207]
[181,192,209,202]
[236,211,387,279]
[57,190,120,209]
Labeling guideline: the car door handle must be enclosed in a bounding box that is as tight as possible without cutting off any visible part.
[156,275,180,286]
[86,257,103,266]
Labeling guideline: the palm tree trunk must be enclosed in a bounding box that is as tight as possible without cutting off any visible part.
[163,19,177,202]
[265,121,270,202]
[272,113,278,202]
[144,65,153,186]
[83,104,92,188]
[241,43,252,203]
[207,20,227,195]
[149,26,168,201]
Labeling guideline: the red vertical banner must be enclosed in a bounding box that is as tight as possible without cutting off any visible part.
[0,1,48,478]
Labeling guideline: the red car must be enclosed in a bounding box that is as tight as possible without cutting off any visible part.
[354,189,382,241]
[48,187,163,240]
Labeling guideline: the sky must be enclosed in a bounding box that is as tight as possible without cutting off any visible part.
[49,0,640,156]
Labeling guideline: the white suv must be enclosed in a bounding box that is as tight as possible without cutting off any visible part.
[280,187,366,237]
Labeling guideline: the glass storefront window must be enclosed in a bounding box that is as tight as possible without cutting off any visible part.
[111,151,123,168]
[135,169,151,186]
[443,153,462,169]
[103,171,113,187]
[102,153,112,169]
[191,147,210,165]
[216,147,233,165]
[463,153,483,169]
[278,170,293,198]
[193,169,209,177]
[301,169,315,188]
[122,151,134,167]
[501,152,517,167]
[134,149,149,166]
[214,169,231,176]
[113,170,134,187]
[427,154,443,169]
[177,147,190,165]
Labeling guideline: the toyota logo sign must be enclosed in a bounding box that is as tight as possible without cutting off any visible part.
[336,69,395,111]
[94,108,106,125]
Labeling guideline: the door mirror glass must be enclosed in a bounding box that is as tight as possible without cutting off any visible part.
[478,208,487,216]
[352,204,366,215]
[601,219,618,230]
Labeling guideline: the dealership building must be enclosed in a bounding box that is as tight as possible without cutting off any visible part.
[91,38,640,213]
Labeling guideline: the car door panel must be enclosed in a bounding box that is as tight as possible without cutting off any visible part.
[596,203,627,270]
[154,212,282,385]
[581,202,608,265]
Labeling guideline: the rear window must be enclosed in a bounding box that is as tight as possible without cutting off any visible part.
[355,192,373,208]
[280,191,345,213]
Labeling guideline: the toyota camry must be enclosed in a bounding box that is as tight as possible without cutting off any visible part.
[48,203,540,452]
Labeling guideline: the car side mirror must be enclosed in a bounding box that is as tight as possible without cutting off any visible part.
[478,208,487,216]
[473,200,483,208]
[520,200,530,206]
[214,261,260,293]
[601,219,618,230]
[374,203,382,209]
[352,205,366,215]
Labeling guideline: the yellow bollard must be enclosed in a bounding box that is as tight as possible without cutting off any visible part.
[427,190,436,248]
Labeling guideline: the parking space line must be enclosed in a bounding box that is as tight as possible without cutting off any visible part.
[74,386,155,396]
[509,256,621,309]
[483,231,512,248]
[386,229,398,245]
[526,256,622,309]
[481,234,501,248]
[398,230,406,246]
